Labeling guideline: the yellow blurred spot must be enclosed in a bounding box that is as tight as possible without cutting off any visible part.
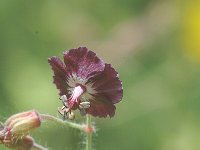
[182,2,200,62]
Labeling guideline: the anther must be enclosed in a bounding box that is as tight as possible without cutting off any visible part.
[79,102,90,109]
[59,95,68,107]
[57,106,75,120]
[68,112,75,120]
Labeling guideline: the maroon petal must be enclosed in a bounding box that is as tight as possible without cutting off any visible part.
[87,64,123,104]
[48,57,70,96]
[86,98,116,117]
[63,47,105,79]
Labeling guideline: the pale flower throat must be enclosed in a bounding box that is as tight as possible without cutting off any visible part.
[68,85,86,109]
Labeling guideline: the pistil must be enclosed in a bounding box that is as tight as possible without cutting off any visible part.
[68,85,85,111]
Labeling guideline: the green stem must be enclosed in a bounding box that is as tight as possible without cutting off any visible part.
[86,114,92,150]
[40,114,85,132]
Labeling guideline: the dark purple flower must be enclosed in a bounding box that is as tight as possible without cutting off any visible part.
[48,47,123,118]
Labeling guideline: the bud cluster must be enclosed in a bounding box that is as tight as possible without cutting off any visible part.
[0,110,41,150]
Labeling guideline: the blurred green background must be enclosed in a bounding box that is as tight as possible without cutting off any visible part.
[1,0,200,150]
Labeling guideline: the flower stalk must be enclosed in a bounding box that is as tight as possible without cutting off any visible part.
[1,111,97,150]
[86,114,92,150]
[40,114,85,132]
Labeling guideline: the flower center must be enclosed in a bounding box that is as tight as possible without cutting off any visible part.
[68,85,85,110]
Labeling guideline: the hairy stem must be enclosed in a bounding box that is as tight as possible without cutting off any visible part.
[86,114,92,150]
[40,114,85,131]
[33,143,47,150]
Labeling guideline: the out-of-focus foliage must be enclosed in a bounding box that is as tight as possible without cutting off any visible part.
[1,0,200,150]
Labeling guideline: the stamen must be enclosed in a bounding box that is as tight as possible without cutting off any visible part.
[79,102,90,109]
[58,107,69,116]
[59,95,67,101]
[58,85,86,120]
[59,95,68,107]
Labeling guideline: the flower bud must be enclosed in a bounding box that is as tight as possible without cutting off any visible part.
[5,136,34,150]
[0,126,11,143]
[4,110,41,138]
